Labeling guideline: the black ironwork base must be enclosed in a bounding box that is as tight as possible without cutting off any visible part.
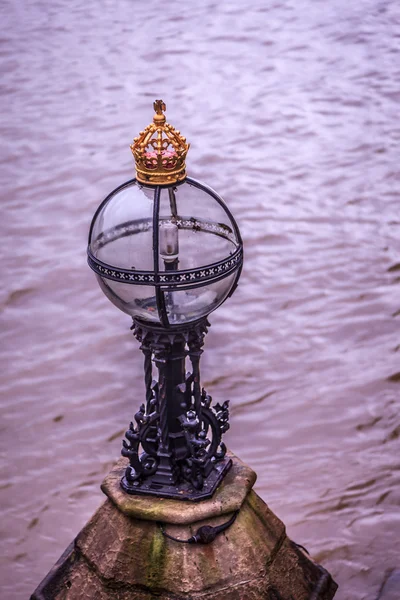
[120,317,231,500]
[121,456,232,501]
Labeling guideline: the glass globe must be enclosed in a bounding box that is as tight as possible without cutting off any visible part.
[88,177,243,327]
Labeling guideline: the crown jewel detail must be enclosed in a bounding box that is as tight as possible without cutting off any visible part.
[130,100,190,185]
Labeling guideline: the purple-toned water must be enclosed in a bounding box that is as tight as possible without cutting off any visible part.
[1,1,399,598]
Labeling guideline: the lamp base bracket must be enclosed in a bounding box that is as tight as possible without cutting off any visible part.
[120,457,232,501]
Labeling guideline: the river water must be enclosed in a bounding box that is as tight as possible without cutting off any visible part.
[1,1,400,599]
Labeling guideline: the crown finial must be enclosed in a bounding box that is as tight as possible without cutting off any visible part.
[153,99,166,114]
[153,99,166,125]
[130,100,190,186]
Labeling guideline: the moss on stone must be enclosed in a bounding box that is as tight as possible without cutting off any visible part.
[145,529,167,590]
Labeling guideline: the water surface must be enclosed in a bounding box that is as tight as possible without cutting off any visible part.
[1,1,400,599]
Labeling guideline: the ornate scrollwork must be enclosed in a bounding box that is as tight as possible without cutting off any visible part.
[121,383,160,483]
[120,318,232,499]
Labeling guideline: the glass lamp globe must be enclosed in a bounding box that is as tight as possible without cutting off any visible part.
[88,177,243,328]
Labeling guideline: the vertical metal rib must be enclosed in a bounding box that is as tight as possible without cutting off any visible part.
[142,346,153,410]
[156,350,169,449]
[152,186,170,328]
[188,333,204,420]
[191,351,201,418]
[168,187,178,219]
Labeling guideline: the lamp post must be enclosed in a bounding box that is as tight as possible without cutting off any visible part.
[87,99,243,500]
[31,100,338,600]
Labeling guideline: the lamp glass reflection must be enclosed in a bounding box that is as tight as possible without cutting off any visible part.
[89,180,240,325]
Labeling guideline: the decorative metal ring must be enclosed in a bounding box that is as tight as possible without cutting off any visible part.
[87,245,243,290]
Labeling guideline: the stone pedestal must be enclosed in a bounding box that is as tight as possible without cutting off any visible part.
[31,454,338,599]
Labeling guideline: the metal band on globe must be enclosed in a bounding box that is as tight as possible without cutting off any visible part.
[87,245,243,289]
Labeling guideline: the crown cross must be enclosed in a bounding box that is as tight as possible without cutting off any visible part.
[131,100,190,186]
[153,99,166,114]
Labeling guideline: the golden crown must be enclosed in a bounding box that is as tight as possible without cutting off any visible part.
[130,100,190,185]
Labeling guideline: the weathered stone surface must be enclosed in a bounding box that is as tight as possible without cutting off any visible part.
[74,492,285,594]
[101,453,257,525]
[31,455,338,600]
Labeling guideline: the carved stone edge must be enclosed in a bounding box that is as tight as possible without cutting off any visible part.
[101,450,257,525]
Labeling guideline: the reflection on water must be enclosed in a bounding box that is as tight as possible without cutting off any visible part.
[1,1,400,599]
